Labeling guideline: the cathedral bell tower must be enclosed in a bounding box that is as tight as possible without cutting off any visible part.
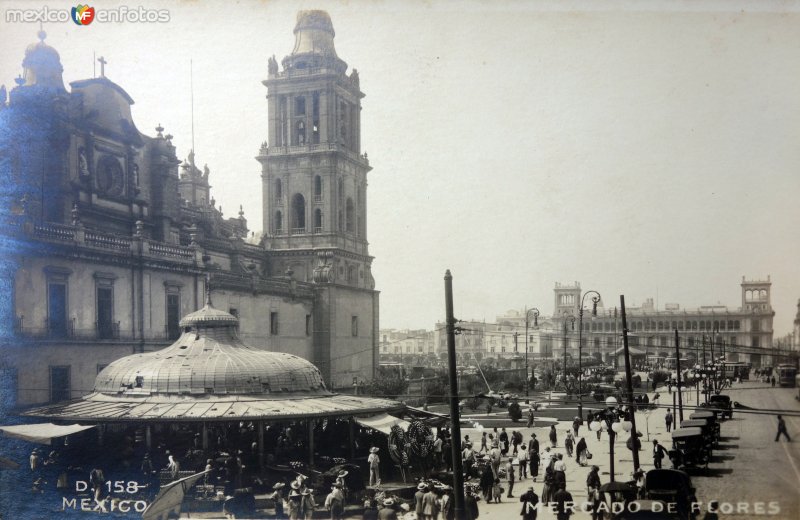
[258,11,378,389]
[258,10,373,288]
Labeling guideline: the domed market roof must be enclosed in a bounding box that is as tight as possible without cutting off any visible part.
[24,300,404,422]
[94,301,326,397]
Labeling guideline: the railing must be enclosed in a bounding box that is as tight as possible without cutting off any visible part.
[148,241,194,260]
[96,321,120,340]
[314,195,323,203]
[85,232,131,251]
[290,227,306,235]
[313,227,323,234]
[33,223,75,242]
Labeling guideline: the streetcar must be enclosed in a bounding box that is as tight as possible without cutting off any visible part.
[776,364,798,387]
[721,362,750,381]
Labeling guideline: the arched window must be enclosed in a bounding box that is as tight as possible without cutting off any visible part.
[345,197,354,233]
[348,265,356,283]
[274,178,282,200]
[274,210,282,233]
[314,176,322,202]
[291,193,305,232]
[314,209,323,232]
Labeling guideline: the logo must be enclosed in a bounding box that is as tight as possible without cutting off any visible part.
[71,4,95,25]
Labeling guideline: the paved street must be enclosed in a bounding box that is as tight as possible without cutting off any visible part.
[453,381,800,519]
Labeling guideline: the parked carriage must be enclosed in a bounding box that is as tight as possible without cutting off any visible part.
[643,469,697,519]
[669,428,709,471]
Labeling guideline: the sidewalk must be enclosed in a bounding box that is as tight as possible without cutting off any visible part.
[457,386,690,519]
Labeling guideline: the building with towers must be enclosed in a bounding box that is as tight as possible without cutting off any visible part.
[0,12,379,408]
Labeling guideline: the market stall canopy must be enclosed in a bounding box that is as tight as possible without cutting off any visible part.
[23,299,404,423]
[354,413,411,435]
[0,423,95,445]
[142,470,209,520]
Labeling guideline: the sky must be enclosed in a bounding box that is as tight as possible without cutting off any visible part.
[1,0,799,336]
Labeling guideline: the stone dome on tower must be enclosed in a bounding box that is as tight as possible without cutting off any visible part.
[21,30,65,91]
[291,10,338,58]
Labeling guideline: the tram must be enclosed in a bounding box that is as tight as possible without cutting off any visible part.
[776,364,798,387]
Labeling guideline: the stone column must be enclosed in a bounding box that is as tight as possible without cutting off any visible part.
[308,419,315,468]
[258,421,265,469]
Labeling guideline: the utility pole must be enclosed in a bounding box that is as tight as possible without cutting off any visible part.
[444,270,465,517]
[620,295,640,471]
[674,329,684,422]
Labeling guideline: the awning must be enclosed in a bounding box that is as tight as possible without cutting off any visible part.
[354,413,410,435]
[0,423,95,445]
[142,470,209,520]
[23,393,406,422]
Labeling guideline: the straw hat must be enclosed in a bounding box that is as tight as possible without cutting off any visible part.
[417,482,427,490]
[383,498,394,506]
[273,482,286,490]
[369,447,379,453]
[337,470,348,478]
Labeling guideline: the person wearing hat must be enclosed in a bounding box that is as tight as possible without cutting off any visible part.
[414,482,427,517]
[462,442,476,477]
[324,483,344,520]
[300,488,316,520]
[269,482,286,518]
[368,446,381,487]
[564,430,575,457]
[422,483,440,520]
[335,470,349,502]
[520,485,540,520]
[652,439,668,469]
[572,416,582,438]
[553,482,573,520]
[586,465,602,520]
[29,449,40,472]
[377,498,397,520]
[287,483,303,520]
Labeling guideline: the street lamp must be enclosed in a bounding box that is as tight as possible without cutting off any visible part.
[577,290,601,421]
[562,311,575,392]
[524,307,540,398]
[588,396,632,482]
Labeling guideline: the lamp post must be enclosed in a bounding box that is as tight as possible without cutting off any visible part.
[524,307,540,398]
[562,311,575,392]
[577,291,601,422]
[589,396,632,482]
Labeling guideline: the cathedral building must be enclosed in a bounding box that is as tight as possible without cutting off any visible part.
[0,11,379,407]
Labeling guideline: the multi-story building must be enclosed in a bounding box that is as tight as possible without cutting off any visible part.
[0,11,379,407]
[379,329,436,364]
[549,277,776,367]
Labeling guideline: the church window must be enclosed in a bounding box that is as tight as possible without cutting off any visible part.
[291,193,306,233]
[314,176,323,202]
[347,265,356,283]
[312,93,320,144]
[95,272,117,340]
[345,197,354,233]
[166,293,181,340]
[351,316,358,337]
[274,178,282,200]
[49,366,71,403]
[270,312,279,335]
[296,97,306,115]
[314,209,323,232]
[274,211,283,233]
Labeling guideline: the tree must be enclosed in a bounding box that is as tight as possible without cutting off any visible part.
[508,401,522,422]
[365,377,409,400]
[650,370,671,391]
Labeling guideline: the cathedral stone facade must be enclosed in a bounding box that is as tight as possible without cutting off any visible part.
[0,12,379,407]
